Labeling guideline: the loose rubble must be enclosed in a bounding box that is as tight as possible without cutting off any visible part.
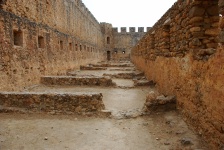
[143,91,176,113]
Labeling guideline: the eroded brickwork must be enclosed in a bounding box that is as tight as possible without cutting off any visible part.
[131,0,224,149]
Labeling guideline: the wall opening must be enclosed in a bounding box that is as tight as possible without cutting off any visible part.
[38,36,45,48]
[60,41,63,50]
[107,37,110,44]
[114,51,117,54]
[69,42,72,51]
[13,30,23,46]
[122,51,126,54]
[107,51,111,61]
[80,44,82,51]
[75,44,78,51]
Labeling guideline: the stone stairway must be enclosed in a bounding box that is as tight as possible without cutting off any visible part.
[0,60,151,117]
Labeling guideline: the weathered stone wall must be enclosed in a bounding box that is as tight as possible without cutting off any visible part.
[131,0,223,149]
[100,23,114,52]
[112,27,146,60]
[0,0,105,91]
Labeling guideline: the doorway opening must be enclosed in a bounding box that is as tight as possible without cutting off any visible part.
[107,51,111,61]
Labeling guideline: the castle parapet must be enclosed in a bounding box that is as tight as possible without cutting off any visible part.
[121,27,127,33]
[129,27,135,32]
[112,27,150,33]
[138,27,144,32]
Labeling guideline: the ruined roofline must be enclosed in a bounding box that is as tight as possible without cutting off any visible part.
[112,27,151,33]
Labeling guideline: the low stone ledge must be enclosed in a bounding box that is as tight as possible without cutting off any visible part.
[109,68,134,71]
[103,73,134,79]
[134,79,155,86]
[91,63,132,67]
[103,71,144,79]
[0,92,105,114]
[40,76,116,86]
[80,65,107,70]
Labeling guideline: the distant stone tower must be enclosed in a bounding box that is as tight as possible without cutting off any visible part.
[112,27,146,61]
[100,22,114,60]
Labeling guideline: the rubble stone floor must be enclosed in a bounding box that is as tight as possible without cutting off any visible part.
[0,61,209,150]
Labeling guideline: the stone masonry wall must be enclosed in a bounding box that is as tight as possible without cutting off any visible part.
[131,0,223,149]
[0,0,105,91]
[112,27,146,60]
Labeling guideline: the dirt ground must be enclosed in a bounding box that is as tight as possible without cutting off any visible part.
[0,62,209,150]
[0,112,208,150]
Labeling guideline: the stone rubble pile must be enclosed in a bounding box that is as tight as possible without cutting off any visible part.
[143,91,176,113]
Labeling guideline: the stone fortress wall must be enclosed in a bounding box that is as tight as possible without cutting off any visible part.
[1,0,223,148]
[111,27,149,60]
[131,0,224,149]
[0,0,147,91]
[0,0,105,91]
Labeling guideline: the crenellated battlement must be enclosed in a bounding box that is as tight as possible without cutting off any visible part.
[112,27,151,33]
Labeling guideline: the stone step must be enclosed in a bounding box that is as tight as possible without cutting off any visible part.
[80,65,107,70]
[0,92,104,114]
[90,63,133,67]
[103,73,134,79]
[40,76,116,86]
[134,79,155,86]
[103,72,144,79]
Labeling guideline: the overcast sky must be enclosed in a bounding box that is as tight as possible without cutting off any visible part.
[82,0,177,31]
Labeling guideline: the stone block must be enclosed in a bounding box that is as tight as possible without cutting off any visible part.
[189,6,205,17]
[207,5,219,16]
[190,27,201,32]
[219,0,224,7]
[189,17,203,24]
[205,28,219,36]
[219,30,224,43]
[219,17,224,29]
